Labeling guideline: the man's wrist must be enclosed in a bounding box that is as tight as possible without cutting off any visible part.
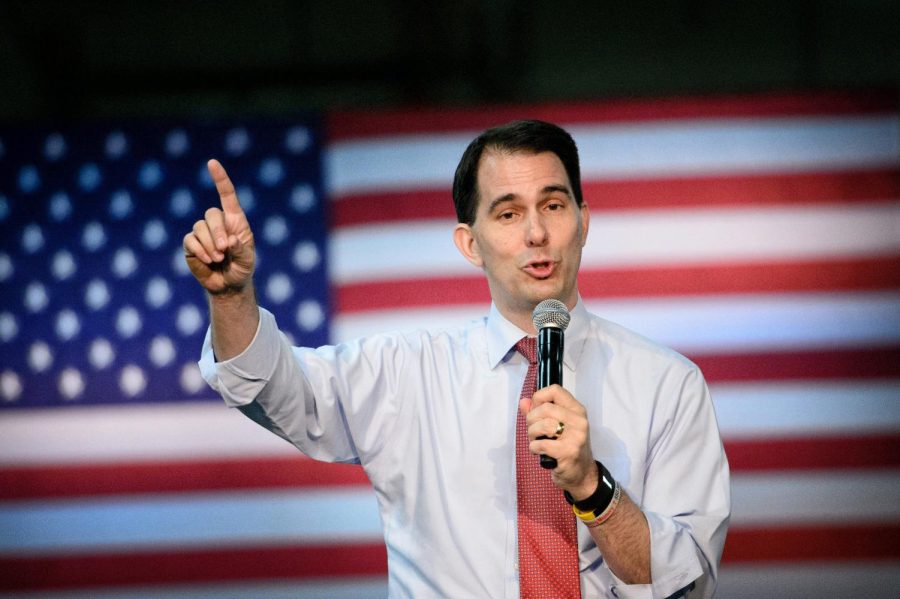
[564,460,617,518]
[568,460,600,502]
[208,281,260,362]
[207,281,255,300]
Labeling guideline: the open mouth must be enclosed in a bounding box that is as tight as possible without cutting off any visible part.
[524,261,555,279]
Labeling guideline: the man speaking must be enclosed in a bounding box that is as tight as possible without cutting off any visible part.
[184,120,730,598]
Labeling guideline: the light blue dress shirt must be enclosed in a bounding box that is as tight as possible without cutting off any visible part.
[200,299,730,598]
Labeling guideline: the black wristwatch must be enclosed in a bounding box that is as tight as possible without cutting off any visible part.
[563,460,616,517]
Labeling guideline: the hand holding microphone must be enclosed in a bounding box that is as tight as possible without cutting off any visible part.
[531,299,571,469]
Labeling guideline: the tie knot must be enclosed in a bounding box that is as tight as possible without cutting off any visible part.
[515,336,537,365]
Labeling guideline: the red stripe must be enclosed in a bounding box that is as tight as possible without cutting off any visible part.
[0,542,388,592]
[332,188,454,227]
[580,169,900,212]
[0,456,369,502]
[330,168,900,227]
[337,275,490,312]
[3,433,897,502]
[724,433,900,472]
[326,91,896,140]
[723,523,900,563]
[692,346,900,383]
[335,256,900,312]
[579,257,900,301]
[3,524,898,591]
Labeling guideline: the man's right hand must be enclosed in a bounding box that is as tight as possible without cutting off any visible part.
[183,159,256,295]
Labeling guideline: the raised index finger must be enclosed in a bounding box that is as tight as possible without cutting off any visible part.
[207,159,244,216]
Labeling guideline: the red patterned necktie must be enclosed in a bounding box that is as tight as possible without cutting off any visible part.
[515,336,581,598]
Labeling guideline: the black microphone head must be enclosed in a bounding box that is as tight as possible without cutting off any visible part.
[532,299,571,331]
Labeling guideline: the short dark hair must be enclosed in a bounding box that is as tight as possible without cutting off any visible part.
[452,120,583,225]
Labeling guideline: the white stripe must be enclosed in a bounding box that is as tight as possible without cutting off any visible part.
[328,201,900,284]
[0,579,390,599]
[332,304,484,341]
[0,471,895,554]
[3,567,898,599]
[712,380,900,439]
[717,563,900,599]
[329,220,467,285]
[730,471,900,525]
[326,131,471,195]
[331,291,900,351]
[325,115,900,195]
[0,489,381,555]
[0,402,294,466]
[584,291,900,353]
[582,201,900,267]
[2,380,895,466]
[572,115,900,178]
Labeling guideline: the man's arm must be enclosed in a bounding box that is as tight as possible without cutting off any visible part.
[524,373,729,597]
[187,159,371,466]
[207,285,259,361]
[183,159,259,360]
[581,485,651,583]
[523,385,650,583]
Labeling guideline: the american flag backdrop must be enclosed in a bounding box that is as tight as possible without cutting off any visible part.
[1,92,899,597]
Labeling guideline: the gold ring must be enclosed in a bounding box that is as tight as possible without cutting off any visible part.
[554,421,565,437]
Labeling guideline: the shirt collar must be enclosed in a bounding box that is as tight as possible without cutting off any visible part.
[485,297,589,370]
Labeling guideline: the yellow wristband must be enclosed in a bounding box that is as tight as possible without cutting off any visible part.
[574,482,621,527]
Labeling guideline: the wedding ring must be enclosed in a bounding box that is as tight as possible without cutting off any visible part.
[554,421,565,437]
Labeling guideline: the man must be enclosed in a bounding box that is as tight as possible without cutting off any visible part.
[185,120,730,598]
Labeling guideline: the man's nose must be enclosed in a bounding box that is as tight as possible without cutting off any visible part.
[525,213,548,246]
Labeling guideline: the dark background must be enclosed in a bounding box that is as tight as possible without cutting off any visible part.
[2,0,898,121]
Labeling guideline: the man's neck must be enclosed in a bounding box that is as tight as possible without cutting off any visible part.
[509,314,537,336]
[495,295,579,335]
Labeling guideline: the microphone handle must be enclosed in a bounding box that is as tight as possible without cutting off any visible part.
[537,326,564,469]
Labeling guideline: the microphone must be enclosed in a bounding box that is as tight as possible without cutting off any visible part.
[531,299,571,469]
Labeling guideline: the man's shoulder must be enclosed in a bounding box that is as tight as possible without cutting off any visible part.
[582,310,698,372]
[348,316,488,351]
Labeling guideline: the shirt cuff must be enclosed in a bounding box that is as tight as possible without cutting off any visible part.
[606,575,695,599]
[606,577,652,599]
[647,511,705,598]
[198,307,283,407]
[598,510,704,599]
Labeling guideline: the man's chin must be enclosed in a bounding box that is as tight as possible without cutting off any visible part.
[523,285,567,307]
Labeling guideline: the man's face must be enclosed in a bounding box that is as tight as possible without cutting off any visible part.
[453,150,589,329]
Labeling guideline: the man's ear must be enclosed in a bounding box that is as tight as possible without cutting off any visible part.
[453,223,483,267]
[579,202,590,247]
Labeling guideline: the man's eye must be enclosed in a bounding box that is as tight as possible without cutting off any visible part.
[499,212,515,220]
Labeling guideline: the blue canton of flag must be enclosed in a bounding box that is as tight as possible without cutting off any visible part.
[0,119,329,408]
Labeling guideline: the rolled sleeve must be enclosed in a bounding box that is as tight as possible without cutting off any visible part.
[638,367,731,598]
[197,307,374,464]
[604,569,654,599]
[591,511,704,599]
[198,307,282,407]
[644,511,705,598]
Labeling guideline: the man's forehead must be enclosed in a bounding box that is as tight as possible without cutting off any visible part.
[478,147,563,168]
[475,149,571,204]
